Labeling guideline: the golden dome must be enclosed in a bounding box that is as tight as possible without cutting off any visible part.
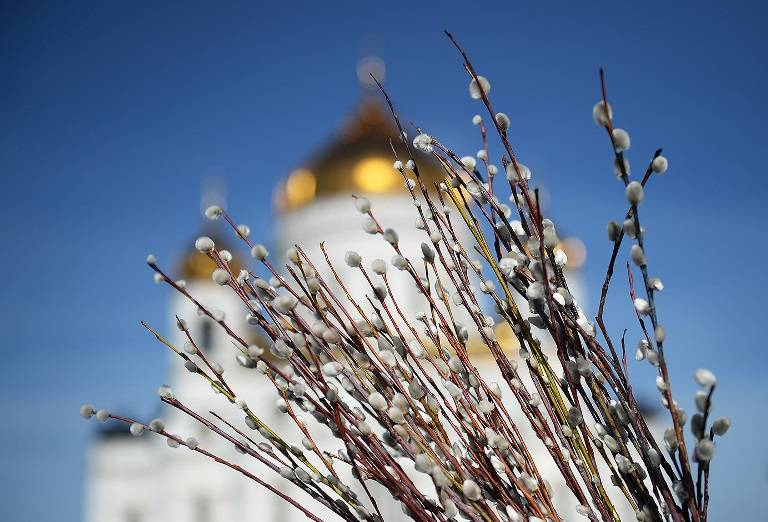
[275,98,446,213]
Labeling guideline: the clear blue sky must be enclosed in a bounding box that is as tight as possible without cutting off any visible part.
[1,1,767,520]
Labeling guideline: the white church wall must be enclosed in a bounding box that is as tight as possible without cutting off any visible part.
[84,437,160,522]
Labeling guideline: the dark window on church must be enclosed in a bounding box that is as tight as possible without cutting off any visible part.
[124,507,141,522]
[199,319,214,352]
[194,495,212,522]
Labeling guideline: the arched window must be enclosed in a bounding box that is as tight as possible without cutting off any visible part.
[194,495,212,522]
[124,507,141,522]
[199,319,214,353]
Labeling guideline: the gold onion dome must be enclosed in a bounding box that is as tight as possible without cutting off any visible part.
[275,98,445,213]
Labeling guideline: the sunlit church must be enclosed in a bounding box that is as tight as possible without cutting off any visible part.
[84,59,651,522]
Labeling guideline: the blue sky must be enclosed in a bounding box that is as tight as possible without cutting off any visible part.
[1,1,767,520]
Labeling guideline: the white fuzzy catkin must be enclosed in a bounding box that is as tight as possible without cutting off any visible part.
[344,251,362,267]
[149,418,165,432]
[355,420,372,436]
[567,406,583,427]
[695,439,715,461]
[212,268,231,285]
[469,76,491,100]
[204,205,223,220]
[387,406,405,424]
[634,298,651,315]
[80,404,95,419]
[630,245,647,266]
[448,356,464,373]
[554,249,568,268]
[286,247,299,264]
[236,224,250,238]
[444,380,461,398]
[383,228,399,245]
[612,128,631,151]
[712,417,730,436]
[96,409,109,422]
[460,156,477,171]
[322,361,343,377]
[616,454,633,474]
[592,100,612,125]
[505,163,531,183]
[368,392,387,411]
[355,196,371,213]
[413,133,434,153]
[414,453,434,473]
[695,368,716,388]
[472,114,482,125]
[362,216,377,234]
[130,423,145,436]
[322,327,341,345]
[478,399,495,414]
[613,157,630,178]
[145,254,156,264]
[371,258,387,275]
[379,350,396,367]
[247,344,263,358]
[695,390,709,413]
[176,317,188,331]
[250,244,268,260]
[603,435,620,453]
[626,181,644,204]
[652,155,669,174]
[495,112,510,130]
[526,282,544,301]
[623,218,638,239]
[607,221,621,241]
[462,479,482,501]
[195,236,215,253]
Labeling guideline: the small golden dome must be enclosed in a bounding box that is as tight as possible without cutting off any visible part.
[284,168,317,209]
[559,237,587,269]
[275,98,446,213]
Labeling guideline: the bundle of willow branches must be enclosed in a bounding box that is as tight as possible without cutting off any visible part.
[81,33,728,522]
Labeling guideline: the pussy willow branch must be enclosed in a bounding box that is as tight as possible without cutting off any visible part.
[82,32,726,522]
